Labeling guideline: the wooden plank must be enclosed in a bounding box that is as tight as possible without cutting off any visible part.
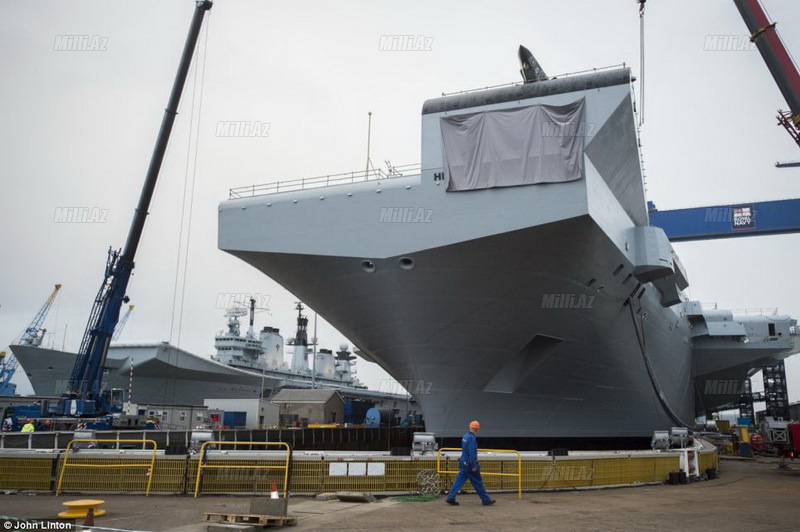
[203,512,297,528]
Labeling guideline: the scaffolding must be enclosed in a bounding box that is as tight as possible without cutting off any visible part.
[763,360,790,420]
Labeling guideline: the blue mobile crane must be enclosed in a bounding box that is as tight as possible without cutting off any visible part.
[56,0,213,421]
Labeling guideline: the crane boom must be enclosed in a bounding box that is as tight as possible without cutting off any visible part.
[61,0,213,416]
[112,305,135,341]
[734,0,800,145]
[18,283,62,346]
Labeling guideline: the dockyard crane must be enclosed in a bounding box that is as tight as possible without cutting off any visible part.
[734,0,800,148]
[0,352,18,395]
[644,0,800,239]
[0,283,61,396]
[17,283,62,346]
[646,1,800,422]
[112,305,135,341]
[59,0,213,418]
[1,283,61,395]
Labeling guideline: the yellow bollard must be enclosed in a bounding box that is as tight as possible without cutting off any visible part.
[58,499,107,519]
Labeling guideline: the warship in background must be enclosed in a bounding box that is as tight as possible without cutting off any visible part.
[10,302,415,418]
[211,301,367,390]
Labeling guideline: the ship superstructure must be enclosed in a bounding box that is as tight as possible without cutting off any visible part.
[211,302,364,389]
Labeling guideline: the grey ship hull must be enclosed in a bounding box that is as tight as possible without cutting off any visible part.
[10,343,398,406]
[10,343,281,403]
[232,216,694,438]
[218,68,798,440]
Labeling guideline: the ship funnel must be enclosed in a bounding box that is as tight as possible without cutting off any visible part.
[519,45,548,83]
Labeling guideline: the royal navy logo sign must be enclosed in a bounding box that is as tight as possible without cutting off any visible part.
[732,205,755,231]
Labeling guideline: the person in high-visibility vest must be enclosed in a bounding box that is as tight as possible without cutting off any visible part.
[20,419,35,433]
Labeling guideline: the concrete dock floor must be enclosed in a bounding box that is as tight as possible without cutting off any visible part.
[1,458,798,531]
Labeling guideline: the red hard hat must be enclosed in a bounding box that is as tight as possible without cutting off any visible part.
[469,420,480,429]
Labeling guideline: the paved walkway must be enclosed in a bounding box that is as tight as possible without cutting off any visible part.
[1,458,798,531]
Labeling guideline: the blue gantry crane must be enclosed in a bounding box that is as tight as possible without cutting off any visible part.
[648,199,799,422]
[647,0,800,243]
[645,0,800,422]
[648,199,800,242]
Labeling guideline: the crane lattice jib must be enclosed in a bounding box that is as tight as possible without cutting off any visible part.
[19,284,62,345]
[0,352,19,388]
[112,305,135,341]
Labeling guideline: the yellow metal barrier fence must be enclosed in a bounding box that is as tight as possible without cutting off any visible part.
[2,440,717,495]
[0,456,54,491]
[436,447,522,499]
[56,439,158,496]
[194,441,291,498]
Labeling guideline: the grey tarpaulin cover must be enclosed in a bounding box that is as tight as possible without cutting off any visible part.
[441,98,586,192]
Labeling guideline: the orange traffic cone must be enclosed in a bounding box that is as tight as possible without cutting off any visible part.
[270,479,279,499]
[83,507,95,526]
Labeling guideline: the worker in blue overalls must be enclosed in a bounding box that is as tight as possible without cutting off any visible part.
[445,420,496,506]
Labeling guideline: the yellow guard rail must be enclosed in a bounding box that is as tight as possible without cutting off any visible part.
[436,447,522,499]
[56,439,158,496]
[194,441,292,498]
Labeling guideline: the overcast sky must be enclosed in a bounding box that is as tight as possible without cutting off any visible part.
[1,1,799,405]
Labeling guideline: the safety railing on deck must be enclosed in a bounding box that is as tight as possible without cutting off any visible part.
[194,441,292,498]
[700,303,780,316]
[436,447,522,499]
[228,163,421,199]
[730,307,780,316]
[56,439,158,496]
